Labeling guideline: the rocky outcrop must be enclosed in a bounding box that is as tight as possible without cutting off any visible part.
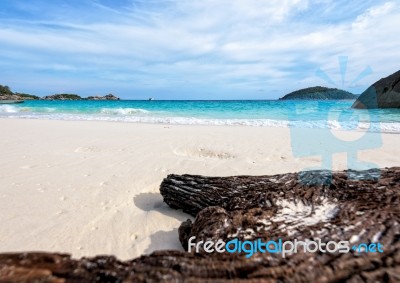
[42,94,82,100]
[352,70,400,109]
[87,94,120,100]
[41,93,120,100]
[0,168,399,282]
[0,94,24,101]
[14,93,39,100]
[280,86,357,100]
[0,84,39,100]
[0,94,38,101]
[0,83,123,101]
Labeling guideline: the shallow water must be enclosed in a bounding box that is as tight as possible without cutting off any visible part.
[1,100,399,132]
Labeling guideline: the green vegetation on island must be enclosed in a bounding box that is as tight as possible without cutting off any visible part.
[15,93,40,100]
[0,85,38,100]
[280,86,357,100]
[0,85,13,95]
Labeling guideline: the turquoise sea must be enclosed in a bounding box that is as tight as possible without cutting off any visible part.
[1,100,400,133]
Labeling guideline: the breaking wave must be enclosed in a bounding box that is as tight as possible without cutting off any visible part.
[100,108,150,115]
[1,112,399,133]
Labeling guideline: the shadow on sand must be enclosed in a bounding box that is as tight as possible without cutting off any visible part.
[133,192,193,254]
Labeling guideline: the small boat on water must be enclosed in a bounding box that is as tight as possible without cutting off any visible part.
[0,100,24,104]
[148,98,154,101]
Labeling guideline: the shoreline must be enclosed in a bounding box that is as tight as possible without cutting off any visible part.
[1,116,399,134]
[0,118,399,260]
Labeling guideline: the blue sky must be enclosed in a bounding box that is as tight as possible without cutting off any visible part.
[0,0,399,99]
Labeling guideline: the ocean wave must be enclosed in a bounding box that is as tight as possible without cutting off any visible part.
[100,108,150,115]
[0,105,19,113]
[0,106,58,113]
[41,107,57,112]
[2,113,400,133]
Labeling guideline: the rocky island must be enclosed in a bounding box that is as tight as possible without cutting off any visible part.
[87,94,120,100]
[352,70,400,109]
[0,85,121,101]
[43,93,120,100]
[42,94,82,100]
[0,85,39,101]
[280,86,357,100]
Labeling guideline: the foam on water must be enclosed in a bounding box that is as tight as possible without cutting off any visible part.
[0,105,57,113]
[100,108,150,115]
[1,100,400,133]
[0,105,19,113]
[3,112,400,133]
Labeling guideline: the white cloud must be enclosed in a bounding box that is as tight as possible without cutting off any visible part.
[352,1,396,30]
[0,0,399,98]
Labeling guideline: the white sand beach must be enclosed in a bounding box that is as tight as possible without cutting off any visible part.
[0,118,399,260]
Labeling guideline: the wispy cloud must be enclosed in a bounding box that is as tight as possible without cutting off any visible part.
[0,0,399,99]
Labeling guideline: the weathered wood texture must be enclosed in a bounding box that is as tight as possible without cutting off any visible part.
[163,168,400,282]
[160,168,399,217]
[0,168,399,282]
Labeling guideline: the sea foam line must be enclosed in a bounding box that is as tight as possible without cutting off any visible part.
[1,112,400,133]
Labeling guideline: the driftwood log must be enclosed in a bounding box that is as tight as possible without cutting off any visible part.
[0,168,399,282]
[160,168,400,282]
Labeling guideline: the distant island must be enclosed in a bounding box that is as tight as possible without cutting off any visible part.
[42,94,83,100]
[280,86,357,100]
[86,94,120,101]
[0,84,120,101]
[0,85,39,100]
[42,93,119,101]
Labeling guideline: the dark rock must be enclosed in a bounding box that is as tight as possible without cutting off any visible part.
[280,86,357,100]
[352,70,400,109]
[14,93,39,100]
[0,94,23,101]
[87,94,120,100]
[42,94,82,100]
